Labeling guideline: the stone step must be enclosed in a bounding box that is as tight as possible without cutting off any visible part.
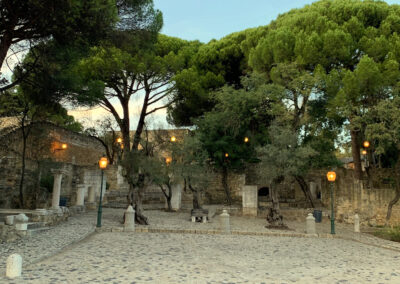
[27,227,51,236]
[27,222,47,230]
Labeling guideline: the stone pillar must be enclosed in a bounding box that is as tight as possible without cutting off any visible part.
[310,182,317,199]
[117,165,124,185]
[76,184,86,206]
[124,206,135,232]
[170,184,182,211]
[6,254,22,279]
[220,209,231,233]
[306,213,316,234]
[354,213,360,233]
[88,186,95,203]
[87,186,96,210]
[5,215,15,225]
[51,169,67,210]
[242,185,258,216]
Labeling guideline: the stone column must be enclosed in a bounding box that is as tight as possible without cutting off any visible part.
[76,184,86,206]
[242,185,258,216]
[88,186,95,203]
[170,184,182,211]
[310,182,317,199]
[51,169,67,210]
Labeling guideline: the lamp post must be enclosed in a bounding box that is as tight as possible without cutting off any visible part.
[97,156,108,228]
[327,171,336,234]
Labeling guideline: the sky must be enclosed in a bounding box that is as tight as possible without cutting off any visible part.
[67,0,399,128]
[154,0,400,43]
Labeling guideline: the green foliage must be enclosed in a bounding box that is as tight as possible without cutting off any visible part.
[194,76,279,171]
[373,226,400,242]
[364,96,400,164]
[169,27,268,126]
[257,122,317,183]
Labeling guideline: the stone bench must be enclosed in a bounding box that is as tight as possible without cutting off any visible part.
[191,209,209,223]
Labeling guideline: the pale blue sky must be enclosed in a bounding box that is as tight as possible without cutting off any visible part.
[154,0,400,43]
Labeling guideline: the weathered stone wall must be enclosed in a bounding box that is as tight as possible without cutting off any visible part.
[318,168,400,226]
[204,171,246,205]
[0,152,39,208]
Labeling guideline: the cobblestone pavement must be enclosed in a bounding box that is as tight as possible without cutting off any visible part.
[0,212,96,271]
[3,232,400,283]
[2,208,400,283]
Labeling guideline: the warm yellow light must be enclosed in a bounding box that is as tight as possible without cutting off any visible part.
[362,150,367,155]
[170,136,177,142]
[327,171,336,182]
[225,153,229,158]
[99,157,108,169]
[116,137,122,143]
[166,157,172,164]
[244,137,249,143]
[363,141,370,148]
[61,143,67,150]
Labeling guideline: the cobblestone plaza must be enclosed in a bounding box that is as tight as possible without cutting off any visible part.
[1,209,400,283]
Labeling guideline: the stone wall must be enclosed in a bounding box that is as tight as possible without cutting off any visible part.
[319,168,400,226]
[204,171,246,204]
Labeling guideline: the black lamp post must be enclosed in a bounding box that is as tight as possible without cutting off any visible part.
[96,156,108,228]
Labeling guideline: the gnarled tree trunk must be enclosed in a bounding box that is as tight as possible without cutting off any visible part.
[386,164,400,222]
[294,175,314,208]
[266,177,285,227]
[350,129,363,180]
[127,174,149,225]
[222,166,232,205]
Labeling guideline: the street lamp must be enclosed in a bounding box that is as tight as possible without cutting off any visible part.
[170,136,177,142]
[116,137,122,144]
[225,153,229,158]
[363,141,370,148]
[244,137,249,143]
[326,171,336,234]
[97,156,108,228]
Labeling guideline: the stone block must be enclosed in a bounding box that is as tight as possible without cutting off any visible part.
[15,223,27,231]
[15,214,28,223]
[242,207,257,217]
[5,215,15,225]
[6,254,22,279]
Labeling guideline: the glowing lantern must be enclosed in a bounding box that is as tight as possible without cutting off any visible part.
[244,137,249,143]
[170,136,177,142]
[327,171,336,182]
[363,141,370,148]
[99,157,108,169]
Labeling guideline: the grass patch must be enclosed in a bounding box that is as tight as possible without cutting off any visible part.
[373,226,400,242]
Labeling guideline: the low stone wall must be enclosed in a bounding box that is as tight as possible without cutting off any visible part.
[0,208,71,243]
